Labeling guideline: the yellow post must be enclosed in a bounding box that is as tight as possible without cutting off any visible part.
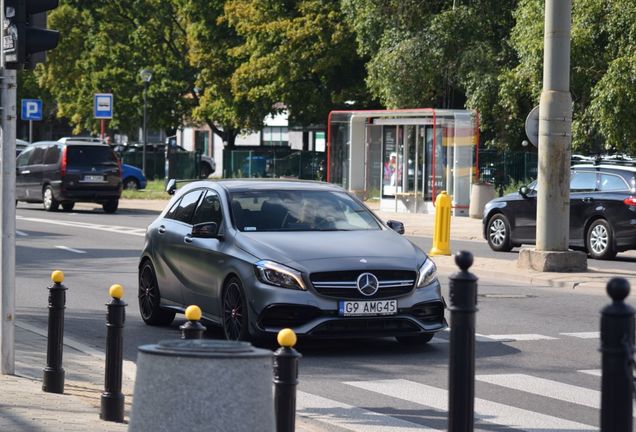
[429,191,452,256]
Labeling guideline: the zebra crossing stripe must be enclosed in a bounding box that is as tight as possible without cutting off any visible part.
[345,379,596,431]
[476,374,601,409]
[297,391,441,431]
[579,369,601,377]
[560,332,600,339]
[477,333,558,341]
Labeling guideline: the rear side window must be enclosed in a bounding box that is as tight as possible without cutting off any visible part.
[28,147,45,165]
[570,171,597,192]
[66,146,117,167]
[43,145,61,164]
[599,173,629,192]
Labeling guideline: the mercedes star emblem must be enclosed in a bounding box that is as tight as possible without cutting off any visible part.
[356,272,379,296]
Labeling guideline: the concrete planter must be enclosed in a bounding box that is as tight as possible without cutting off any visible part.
[468,182,496,219]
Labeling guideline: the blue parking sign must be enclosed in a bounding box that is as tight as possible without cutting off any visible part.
[21,99,42,121]
[94,93,113,119]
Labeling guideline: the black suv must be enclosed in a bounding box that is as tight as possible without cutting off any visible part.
[16,141,122,213]
[483,162,636,260]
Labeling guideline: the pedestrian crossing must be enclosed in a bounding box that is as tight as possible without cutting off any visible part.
[297,369,612,431]
[429,330,602,344]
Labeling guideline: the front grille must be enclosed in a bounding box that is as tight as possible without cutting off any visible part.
[309,318,420,337]
[310,270,416,299]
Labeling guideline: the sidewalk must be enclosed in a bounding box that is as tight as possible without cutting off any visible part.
[114,198,636,290]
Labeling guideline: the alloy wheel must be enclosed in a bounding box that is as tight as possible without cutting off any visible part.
[43,188,53,210]
[223,282,244,341]
[589,224,608,255]
[489,218,507,246]
[138,265,158,320]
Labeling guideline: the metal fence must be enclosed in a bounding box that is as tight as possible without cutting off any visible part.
[223,148,326,181]
[478,150,538,190]
[121,152,200,180]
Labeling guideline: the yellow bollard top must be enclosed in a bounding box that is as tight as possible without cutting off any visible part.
[51,270,64,284]
[434,190,452,206]
[109,284,124,299]
[185,305,202,321]
[277,328,297,348]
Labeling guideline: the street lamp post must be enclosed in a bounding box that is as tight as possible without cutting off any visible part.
[140,69,152,177]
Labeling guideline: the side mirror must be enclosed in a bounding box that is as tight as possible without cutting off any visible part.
[386,220,405,235]
[191,222,220,239]
[166,179,177,195]
[519,186,529,197]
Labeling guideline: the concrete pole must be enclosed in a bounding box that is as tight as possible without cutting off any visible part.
[0,0,17,374]
[536,0,572,252]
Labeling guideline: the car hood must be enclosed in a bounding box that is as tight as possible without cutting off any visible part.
[234,230,423,272]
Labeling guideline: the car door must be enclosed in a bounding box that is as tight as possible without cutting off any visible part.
[179,189,226,319]
[15,147,34,200]
[596,172,633,245]
[154,189,203,306]
[509,183,538,243]
[24,145,45,200]
[568,170,599,246]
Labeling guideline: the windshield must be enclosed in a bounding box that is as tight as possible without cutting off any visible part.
[230,190,381,232]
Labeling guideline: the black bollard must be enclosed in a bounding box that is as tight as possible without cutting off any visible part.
[273,329,302,432]
[100,284,127,423]
[600,277,634,432]
[180,305,207,339]
[448,251,478,432]
[43,270,67,394]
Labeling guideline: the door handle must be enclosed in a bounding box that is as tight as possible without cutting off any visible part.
[158,226,166,234]
[582,197,594,203]
[184,235,193,244]
[20,170,30,175]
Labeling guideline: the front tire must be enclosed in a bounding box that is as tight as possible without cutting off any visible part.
[123,177,140,190]
[586,219,617,260]
[221,277,249,341]
[42,186,59,212]
[486,214,513,252]
[396,333,435,345]
[138,261,176,326]
[199,163,212,179]
[103,199,119,214]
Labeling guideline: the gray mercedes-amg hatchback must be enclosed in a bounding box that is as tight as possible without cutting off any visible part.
[138,179,446,345]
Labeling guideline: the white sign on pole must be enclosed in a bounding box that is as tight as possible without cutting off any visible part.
[94,93,113,119]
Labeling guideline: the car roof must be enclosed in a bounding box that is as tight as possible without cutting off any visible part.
[178,178,343,194]
[572,163,636,173]
[31,140,111,147]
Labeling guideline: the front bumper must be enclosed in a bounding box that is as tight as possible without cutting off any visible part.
[247,277,447,338]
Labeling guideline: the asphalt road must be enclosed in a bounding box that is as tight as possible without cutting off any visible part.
[13,202,636,431]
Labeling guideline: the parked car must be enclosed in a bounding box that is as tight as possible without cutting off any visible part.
[16,139,30,157]
[121,164,147,190]
[483,161,636,260]
[16,141,122,213]
[138,179,446,344]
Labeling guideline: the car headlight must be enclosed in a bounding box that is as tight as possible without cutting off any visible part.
[254,260,306,290]
[416,258,437,288]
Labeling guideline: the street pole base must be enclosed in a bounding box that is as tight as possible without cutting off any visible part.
[100,392,125,423]
[42,367,65,394]
[517,247,587,272]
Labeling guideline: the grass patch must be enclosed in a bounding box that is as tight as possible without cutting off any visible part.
[122,179,172,200]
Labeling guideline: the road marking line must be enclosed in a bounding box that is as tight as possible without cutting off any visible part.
[579,369,601,377]
[17,216,146,237]
[297,390,440,431]
[477,333,558,341]
[560,332,599,339]
[15,230,28,237]
[55,245,87,254]
[345,379,596,431]
[476,373,601,409]
[16,321,137,382]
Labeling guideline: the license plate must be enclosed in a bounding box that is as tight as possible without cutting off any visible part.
[339,299,397,316]
[83,175,104,182]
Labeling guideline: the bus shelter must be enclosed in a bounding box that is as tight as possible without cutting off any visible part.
[326,109,479,215]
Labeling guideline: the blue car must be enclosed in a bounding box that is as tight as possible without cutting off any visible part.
[122,164,147,190]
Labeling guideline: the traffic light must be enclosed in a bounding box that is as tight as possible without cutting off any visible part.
[4,0,60,69]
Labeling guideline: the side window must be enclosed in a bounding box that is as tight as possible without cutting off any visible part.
[570,171,597,192]
[192,190,223,226]
[28,146,45,165]
[17,148,33,168]
[43,145,61,165]
[165,198,182,220]
[173,190,203,224]
[599,173,629,192]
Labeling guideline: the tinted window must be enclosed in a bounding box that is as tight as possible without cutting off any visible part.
[599,174,629,191]
[171,190,202,224]
[66,146,117,168]
[43,145,61,164]
[17,148,33,167]
[28,147,45,165]
[230,190,381,232]
[570,171,597,192]
[192,190,223,226]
